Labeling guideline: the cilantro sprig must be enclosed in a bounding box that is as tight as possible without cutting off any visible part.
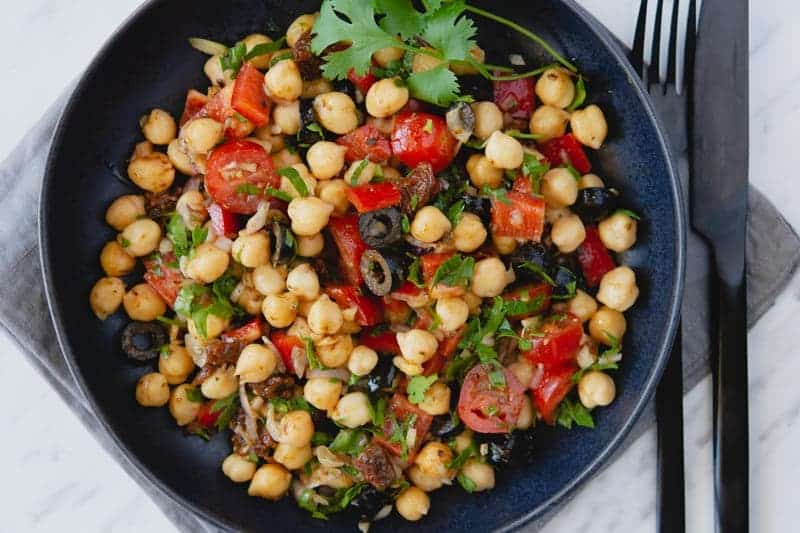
[407,374,438,404]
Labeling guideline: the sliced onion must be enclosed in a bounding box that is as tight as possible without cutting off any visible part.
[241,200,269,236]
[188,37,229,56]
[291,346,307,378]
[262,336,287,374]
[158,238,174,254]
[314,446,346,468]
[230,281,246,303]
[529,363,545,389]
[405,426,417,450]
[264,403,283,442]
[374,505,393,521]
[185,333,207,367]
[239,384,258,443]
[213,236,233,253]
[307,367,350,382]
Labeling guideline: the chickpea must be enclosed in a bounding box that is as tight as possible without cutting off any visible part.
[461,459,495,492]
[264,59,303,103]
[297,233,324,257]
[452,213,487,253]
[176,191,208,229]
[578,371,616,409]
[135,372,170,407]
[410,206,451,243]
[492,233,517,255]
[181,118,223,153]
[597,266,639,312]
[302,78,333,99]
[551,214,587,253]
[541,168,579,208]
[578,173,605,189]
[316,334,353,368]
[516,395,534,430]
[89,277,125,320]
[200,366,238,399]
[485,131,524,170]
[332,392,372,428]
[159,344,195,384]
[453,430,474,453]
[272,101,301,135]
[598,212,638,253]
[306,141,347,180]
[471,257,514,298]
[204,55,234,87]
[273,443,313,470]
[589,306,627,345]
[396,329,438,365]
[262,292,299,328]
[396,487,430,522]
[535,68,575,109]
[105,195,145,231]
[567,290,598,323]
[412,49,445,73]
[186,243,230,283]
[393,356,423,376]
[308,296,343,335]
[188,313,229,340]
[529,105,570,142]
[166,139,195,175]
[277,410,314,447]
[272,147,303,168]
[313,92,358,135]
[242,33,274,70]
[286,263,320,301]
[100,241,136,276]
[418,382,451,416]
[471,101,504,140]
[343,160,380,186]
[288,197,334,236]
[140,109,177,145]
[415,442,454,480]
[435,297,469,332]
[463,290,483,315]
[570,104,608,149]
[408,465,443,492]
[232,232,270,268]
[304,377,343,411]
[286,14,318,48]
[508,359,534,387]
[373,45,405,68]
[127,152,175,193]
[169,384,202,425]
[347,345,379,376]
[123,284,166,321]
[248,464,291,500]
[450,45,486,75]
[253,264,287,295]
[121,218,161,257]
[466,154,503,189]
[366,78,409,118]
[235,344,278,384]
[222,453,257,483]
[316,179,350,215]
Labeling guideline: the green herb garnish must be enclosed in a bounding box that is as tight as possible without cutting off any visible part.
[407,374,438,404]
[431,254,474,288]
[279,166,310,197]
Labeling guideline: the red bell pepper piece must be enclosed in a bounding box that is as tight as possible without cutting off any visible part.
[345,183,402,213]
[493,77,536,122]
[180,89,209,126]
[503,283,552,319]
[539,134,592,174]
[532,365,578,425]
[576,226,616,287]
[348,68,377,94]
[359,328,401,355]
[204,84,254,139]
[143,252,184,308]
[374,394,433,461]
[422,327,465,376]
[231,62,272,127]
[221,317,264,344]
[337,124,393,164]
[328,215,368,286]
[207,203,241,238]
[420,252,456,285]
[389,281,428,308]
[325,285,383,326]
[522,313,583,369]
[196,402,222,428]
[512,175,533,194]
[270,331,305,374]
[490,191,545,241]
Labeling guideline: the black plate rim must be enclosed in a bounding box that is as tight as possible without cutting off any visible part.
[38,0,686,530]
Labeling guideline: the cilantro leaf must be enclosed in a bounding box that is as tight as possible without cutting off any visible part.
[270,396,312,414]
[521,153,550,194]
[245,37,286,61]
[614,208,642,221]
[482,186,511,205]
[278,166,309,197]
[406,254,424,287]
[406,64,460,107]
[556,397,595,429]
[329,429,369,456]
[367,396,387,427]
[220,41,247,75]
[166,213,191,257]
[265,187,293,202]
[236,183,262,196]
[407,374,438,404]
[457,471,478,492]
[447,441,477,469]
[373,0,426,39]
[420,0,476,62]
[431,254,474,288]
[446,200,465,226]
[210,392,240,431]
[185,387,204,403]
[303,337,325,370]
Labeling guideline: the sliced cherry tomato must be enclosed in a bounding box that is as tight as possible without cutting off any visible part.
[389,281,429,308]
[143,252,184,307]
[522,313,583,368]
[325,285,383,326]
[205,140,278,214]
[180,89,209,126]
[458,364,526,434]
[391,112,457,173]
[576,226,616,287]
[383,297,412,324]
[539,133,592,174]
[423,327,465,376]
[532,365,577,424]
[327,215,368,286]
[337,124,393,164]
[490,190,545,241]
[359,327,400,355]
[503,283,552,319]
[420,251,455,285]
[346,183,402,213]
[204,84,255,139]
[493,77,536,122]
[207,203,241,238]
[221,317,264,344]
[231,62,272,127]
[271,331,305,374]
[348,68,377,94]
[196,402,222,428]
[374,394,433,460]
[512,175,533,194]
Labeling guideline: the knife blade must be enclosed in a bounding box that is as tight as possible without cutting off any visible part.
[690,0,749,532]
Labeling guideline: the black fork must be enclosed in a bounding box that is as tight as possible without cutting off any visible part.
[631,1,697,532]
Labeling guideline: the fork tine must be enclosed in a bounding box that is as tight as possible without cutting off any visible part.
[631,0,649,80]
[665,0,680,90]
[648,0,665,86]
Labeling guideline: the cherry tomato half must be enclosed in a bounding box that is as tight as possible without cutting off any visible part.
[205,140,278,214]
[391,112,457,173]
[458,364,526,434]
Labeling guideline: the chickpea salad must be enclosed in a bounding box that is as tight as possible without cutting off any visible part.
[89,0,642,527]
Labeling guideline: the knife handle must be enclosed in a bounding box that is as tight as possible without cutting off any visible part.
[713,273,749,533]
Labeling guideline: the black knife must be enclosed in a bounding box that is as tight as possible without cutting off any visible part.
[690,0,749,532]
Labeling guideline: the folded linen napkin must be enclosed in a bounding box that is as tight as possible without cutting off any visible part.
[2,84,797,531]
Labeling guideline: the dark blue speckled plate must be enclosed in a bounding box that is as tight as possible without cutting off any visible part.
[40,0,685,530]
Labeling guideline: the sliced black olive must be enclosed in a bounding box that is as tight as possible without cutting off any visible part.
[358,208,403,249]
[121,321,168,362]
[297,100,326,146]
[571,187,620,222]
[460,195,492,226]
[361,249,405,297]
[429,414,462,440]
[350,485,392,520]
[270,221,297,267]
[332,79,357,101]
[475,431,536,468]
[509,242,554,282]
[551,265,578,300]
[457,75,493,102]
[366,355,398,392]
[309,407,339,435]
[446,101,475,143]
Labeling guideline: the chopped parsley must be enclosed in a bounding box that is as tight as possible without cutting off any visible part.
[349,159,369,186]
[481,185,511,205]
[566,76,587,112]
[521,153,550,194]
[297,483,366,520]
[184,387,204,403]
[278,166,310,197]
[210,392,240,432]
[457,471,478,492]
[235,183,262,196]
[119,237,131,248]
[614,208,642,221]
[265,187,293,202]
[556,397,595,429]
[329,429,369,456]
[269,396,312,414]
[423,118,434,133]
[431,254,474,288]
[407,374,438,404]
[303,337,325,369]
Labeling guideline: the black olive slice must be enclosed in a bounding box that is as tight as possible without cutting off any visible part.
[271,221,297,267]
[360,249,394,296]
[571,187,620,221]
[121,321,168,362]
[358,208,403,249]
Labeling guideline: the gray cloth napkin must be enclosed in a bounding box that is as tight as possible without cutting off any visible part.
[2,82,798,532]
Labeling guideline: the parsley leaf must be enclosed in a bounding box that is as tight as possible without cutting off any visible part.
[297,483,366,520]
[312,431,332,446]
[446,199,465,226]
[614,208,642,221]
[407,254,424,287]
[367,396,387,427]
[303,337,325,370]
[265,187,293,202]
[278,166,309,197]
[119,237,131,248]
[166,213,191,257]
[220,41,247,75]
[401,214,411,234]
[482,186,511,205]
[556,397,595,429]
[349,159,369,186]
[447,441,477,469]
[420,0,476,62]
[564,163,581,180]
[236,183,262,196]
[329,429,369,456]
[521,153,550,194]
[245,37,286,61]
[185,387,204,403]
[431,254,474,288]
[518,261,556,286]
[210,392,240,431]
[407,375,438,404]
[270,396,312,414]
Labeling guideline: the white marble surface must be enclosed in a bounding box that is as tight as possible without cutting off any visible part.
[0,1,796,531]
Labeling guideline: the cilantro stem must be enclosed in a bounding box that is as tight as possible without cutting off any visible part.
[479,62,514,73]
[490,63,560,81]
[464,5,578,73]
